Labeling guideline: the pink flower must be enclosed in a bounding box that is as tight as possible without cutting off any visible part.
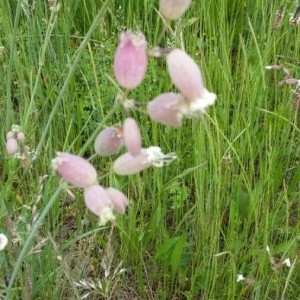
[52,152,98,188]
[94,126,124,156]
[147,93,183,127]
[5,125,27,156]
[16,132,25,142]
[11,124,21,133]
[167,49,216,114]
[106,187,129,214]
[6,131,14,140]
[159,0,192,20]
[123,117,141,156]
[113,147,176,175]
[285,78,299,85]
[83,185,115,225]
[6,138,18,156]
[114,31,148,89]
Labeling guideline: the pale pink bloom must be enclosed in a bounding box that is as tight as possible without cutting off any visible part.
[114,31,148,89]
[51,152,98,188]
[159,0,192,20]
[123,117,141,156]
[167,49,204,99]
[113,146,176,175]
[6,131,14,141]
[84,185,115,225]
[285,78,299,85]
[17,132,25,142]
[6,138,18,156]
[275,258,291,268]
[94,126,124,156]
[167,49,216,114]
[147,92,183,127]
[113,151,151,175]
[106,187,129,214]
[274,262,284,269]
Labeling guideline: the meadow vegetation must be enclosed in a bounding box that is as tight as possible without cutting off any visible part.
[0,0,299,299]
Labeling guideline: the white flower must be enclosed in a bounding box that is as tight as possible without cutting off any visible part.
[98,207,116,226]
[0,234,8,250]
[283,258,291,267]
[185,89,217,115]
[237,274,245,282]
[145,146,177,167]
[113,146,177,175]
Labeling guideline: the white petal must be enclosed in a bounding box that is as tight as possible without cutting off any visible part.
[0,234,8,250]
[284,258,291,267]
[236,274,245,282]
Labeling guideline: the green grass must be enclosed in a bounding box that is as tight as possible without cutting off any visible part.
[1,0,299,299]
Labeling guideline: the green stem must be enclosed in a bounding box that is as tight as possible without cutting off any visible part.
[5,0,22,129]
[34,0,114,159]
[23,8,58,129]
[6,187,62,297]
[6,0,114,296]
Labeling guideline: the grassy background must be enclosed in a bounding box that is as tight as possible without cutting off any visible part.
[0,0,299,299]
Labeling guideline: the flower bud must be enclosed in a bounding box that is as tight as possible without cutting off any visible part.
[147,93,183,127]
[6,131,14,141]
[114,31,148,89]
[113,147,176,175]
[83,184,115,225]
[17,132,25,142]
[94,126,124,156]
[167,49,216,113]
[285,78,299,85]
[167,49,204,100]
[51,152,98,188]
[6,138,18,156]
[159,0,192,20]
[113,151,152,175]
[106,187,129,214]
[123,117,141,156]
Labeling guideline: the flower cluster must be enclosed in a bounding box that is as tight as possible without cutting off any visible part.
[5,124,25,156]
[236,246,292,287]
[52,152,128,225]
[236,274,255,285]
[51,0,216,226]
[266,245,292,270]
[147,49,216,127]
[94,117,176,175]
[114,33,216,129]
